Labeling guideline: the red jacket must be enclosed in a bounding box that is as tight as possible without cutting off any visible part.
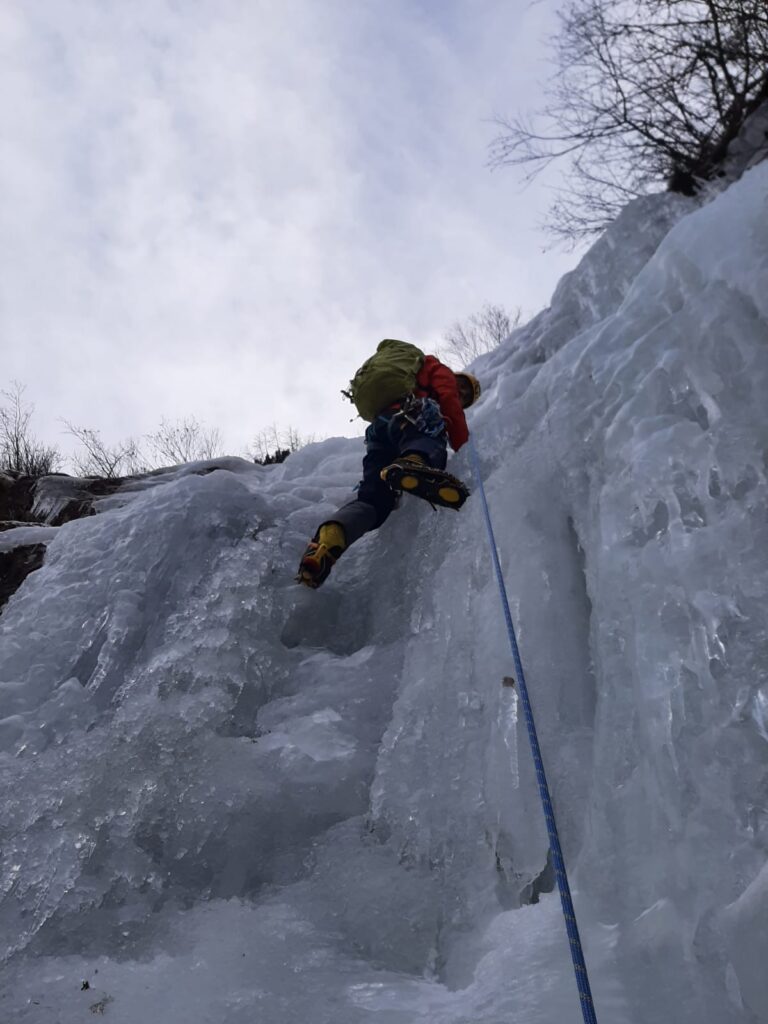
[414,356,469,451]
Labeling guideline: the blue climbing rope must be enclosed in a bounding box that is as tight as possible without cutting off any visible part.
[468,437,599,1024]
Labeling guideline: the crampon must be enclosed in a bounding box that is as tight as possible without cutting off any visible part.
[380,459,470,510]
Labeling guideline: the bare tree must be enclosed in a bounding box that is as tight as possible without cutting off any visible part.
[250,425,314,465]
[0,382,61,476]
[441,303,522,367]
[145,416,223,466]
[64,423,144,479]
[490,0,768,240]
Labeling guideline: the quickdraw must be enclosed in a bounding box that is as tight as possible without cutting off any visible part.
[393,395,447,439]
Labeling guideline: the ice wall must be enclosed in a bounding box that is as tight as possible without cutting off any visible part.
[1,164,767,1024]
[378,164,768,1020]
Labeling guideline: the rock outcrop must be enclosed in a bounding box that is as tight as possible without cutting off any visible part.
[0,460,251,612]
[0,471,128,611]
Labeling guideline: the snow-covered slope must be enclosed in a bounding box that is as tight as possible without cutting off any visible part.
[1,163,767,1024]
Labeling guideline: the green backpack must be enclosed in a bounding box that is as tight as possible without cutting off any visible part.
[343,339,425,422]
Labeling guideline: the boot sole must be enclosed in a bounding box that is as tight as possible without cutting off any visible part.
[381,466,469,510]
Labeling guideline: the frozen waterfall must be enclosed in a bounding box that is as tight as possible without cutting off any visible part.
[1,162,767,1023]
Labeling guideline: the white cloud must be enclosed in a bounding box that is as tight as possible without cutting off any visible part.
[1,0,579,461]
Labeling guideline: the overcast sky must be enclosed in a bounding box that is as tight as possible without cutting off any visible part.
[1,0,580,460]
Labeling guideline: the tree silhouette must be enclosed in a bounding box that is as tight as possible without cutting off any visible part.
[491,0,768,240]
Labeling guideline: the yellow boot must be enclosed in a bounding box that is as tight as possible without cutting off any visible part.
[296,522,347,588]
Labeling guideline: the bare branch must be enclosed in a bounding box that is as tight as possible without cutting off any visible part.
[249,425,314,465]
[441,304,522,367]
[0,383,62,477]
[491,0,768,240]
[64,422,144,479]
[145,417,224,466]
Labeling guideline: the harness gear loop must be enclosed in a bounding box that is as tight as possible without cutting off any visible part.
[386,394,447,440]
[468,436,599,1024]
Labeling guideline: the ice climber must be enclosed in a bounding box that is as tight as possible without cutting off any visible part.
[297,338,481,589]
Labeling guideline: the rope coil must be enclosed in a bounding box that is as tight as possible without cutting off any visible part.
[468,437,598,1024]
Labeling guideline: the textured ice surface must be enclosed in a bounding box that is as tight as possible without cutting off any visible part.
[1,164,767,1023]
